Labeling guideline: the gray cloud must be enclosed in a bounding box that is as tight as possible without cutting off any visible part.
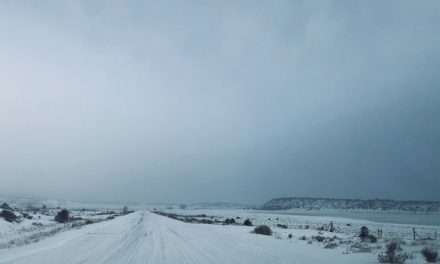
[0,0,439,204]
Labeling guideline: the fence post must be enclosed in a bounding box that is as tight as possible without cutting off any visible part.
[413,227,416,240]
[435,230,437,240]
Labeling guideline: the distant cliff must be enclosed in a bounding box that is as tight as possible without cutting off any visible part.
[261,197,440,212]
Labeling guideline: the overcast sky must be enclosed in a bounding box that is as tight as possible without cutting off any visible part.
[0,0,439,204]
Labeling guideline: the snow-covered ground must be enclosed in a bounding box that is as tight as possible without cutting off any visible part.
[162,208,440,240]
[0,211,375,264]
[0,207,121,250]
[0,206,438,263]
[158,208,440,263]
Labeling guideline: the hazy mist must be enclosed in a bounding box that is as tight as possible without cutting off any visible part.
[1,0,439,204]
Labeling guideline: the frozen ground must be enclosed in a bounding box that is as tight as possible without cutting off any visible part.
[0,207,120,249]
[158,208,440,263]
[0,206,438,263]
[0,211,374,264]
[161,208,440,240]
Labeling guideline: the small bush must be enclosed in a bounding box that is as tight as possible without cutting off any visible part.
[299,235,307,240]
[55,209,70,223]
[254,225,272,236]
[200,219,213,224]
[359,226,369,239]
[421,247,438,263]
[22,213,33,220]
[0,210,17,222]
[378,242,408,264]
[359,226,377,243]
[324,242,338,249]
[0,203,13,210]
[288,234,293,239]
[243,219,253,226]
[71,222,83,228]
[277,224,288,229]
[329,221,335,232]
[386,242,399,252]
[224,218,236,225]
[312,235,325,242]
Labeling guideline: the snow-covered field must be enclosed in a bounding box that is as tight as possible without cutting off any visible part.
[157,208,440,263]
[0,205,439,263]
[0,211,374,264]
[0,206,121,250]
[161,208,440,240]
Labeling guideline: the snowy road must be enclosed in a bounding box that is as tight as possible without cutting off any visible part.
[0,211,371,264]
